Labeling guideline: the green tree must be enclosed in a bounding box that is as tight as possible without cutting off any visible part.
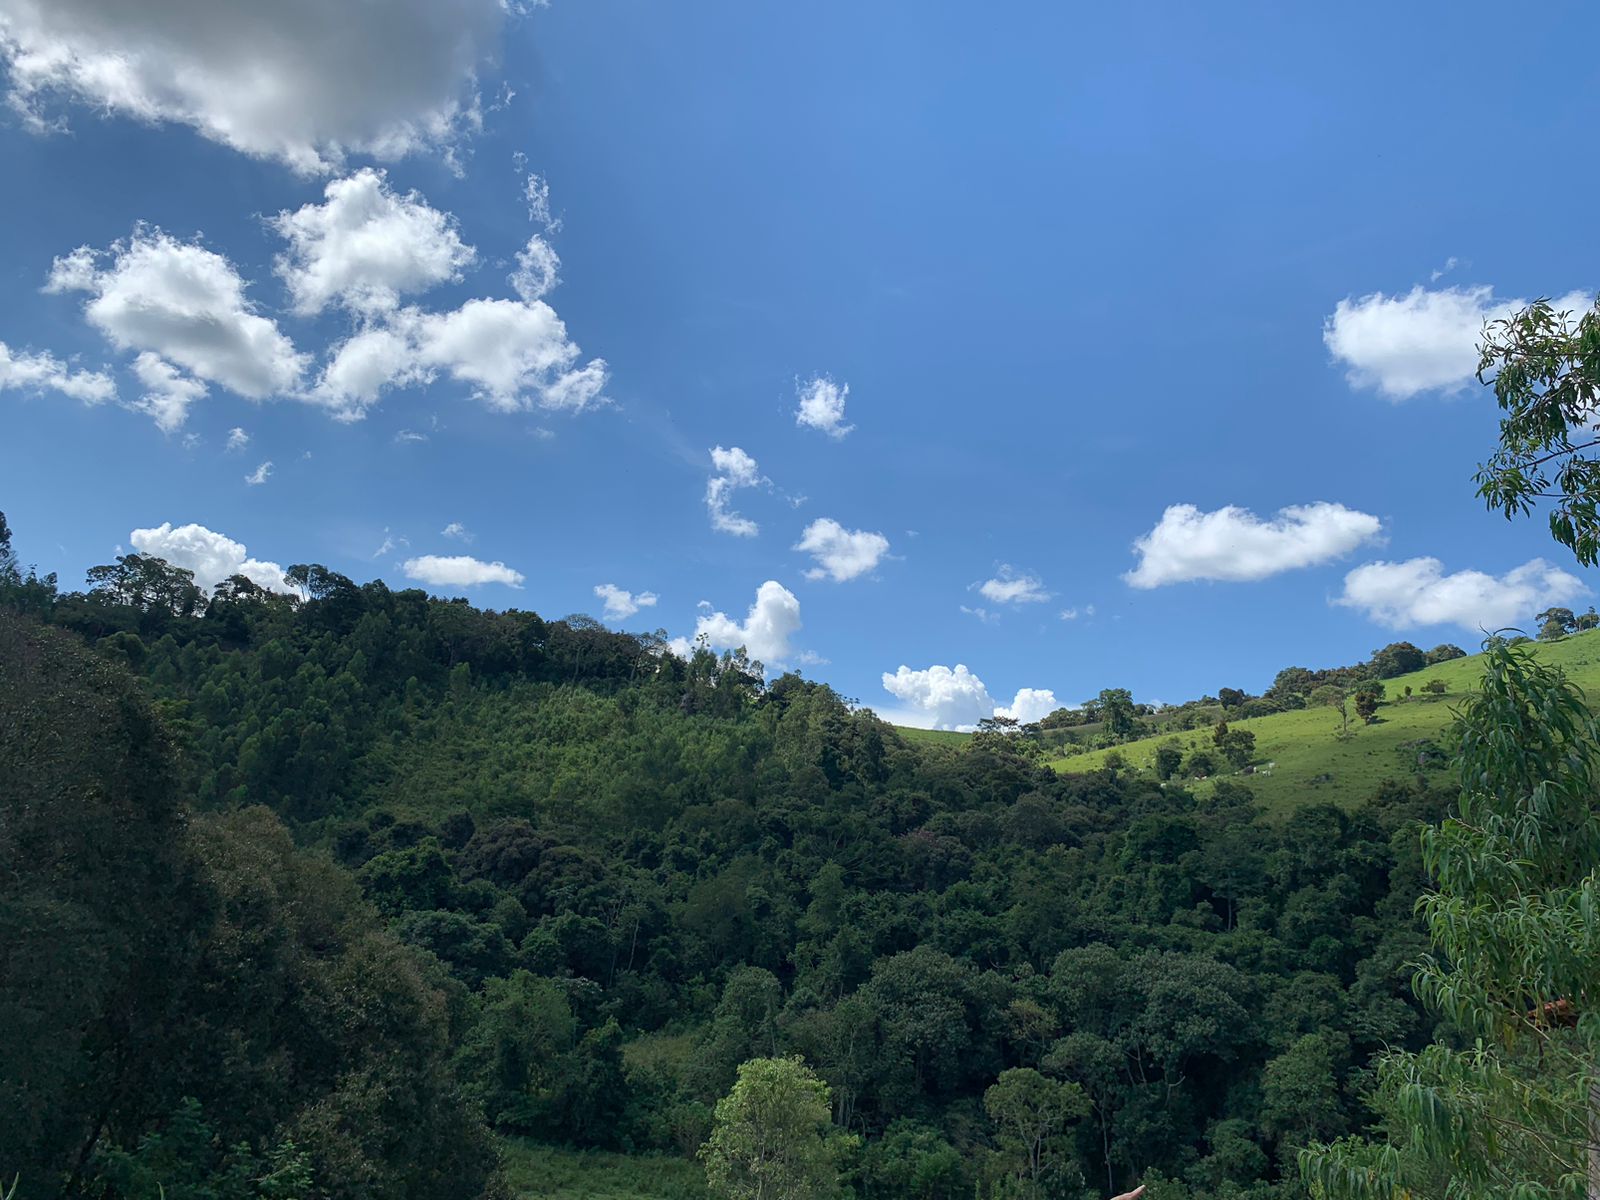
[1212,722,1256,769]
[1091,689,1139,742]
[1352,684,1382,724]
[1369,641,1427,679]
[983,1068,1089,1192]
[458,971,578,1134]
[1539,606,1578,641]
[1153,745,1182,781]
[700,1056,844,1200]
[1302,640,1600,1197]
[1473,293,1600,564]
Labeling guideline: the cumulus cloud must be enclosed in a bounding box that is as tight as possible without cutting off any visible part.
[1324,284,1593,399]
[46,229,307,401]
[880,663,1059,731]
[129,521,290,591]
[441,521,474,542]
[408,298,606,412]
[245,461,272,486]
[594,583,658,622]
[678,580,801,666]
[130,352,206,431]
[1336,557,1586,632]
[1126,502,1382,588]
[403,553,524,588]
[705,445,764,537]
[272,168,475,315]
[0,340,114,404]
[0,0,509,173]
[795,518,889,582]
[995,687,1062,725]
[225,427,249,452]
[313,327,427,418]
[795,374,853,439]
[312,297,606,418]
[978,565,1049,605]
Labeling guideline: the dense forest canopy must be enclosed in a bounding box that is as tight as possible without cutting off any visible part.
[2,514,1463,1199]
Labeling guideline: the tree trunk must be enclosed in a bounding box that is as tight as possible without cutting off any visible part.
[1589,1079,1600,1200]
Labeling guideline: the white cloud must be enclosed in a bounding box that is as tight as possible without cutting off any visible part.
[225,427,249,452]
[312,296,606,418]
[681,580,801,666]
[129,352,205,431]
[272,168,475,316]
[403,553,524,588]
[408,298,607,412]
[978,565,1049,604]
[523,171,561,231]
[441,521,474,542]
[1324,284,1593,399]
[371,529,409,558]
[0,340,114,404]
[1126,502,1383,588]
[46,229,307,399]
[995,687,1061,725]
[594,583,658,622]
[1059,608,1078,621]
[314,326,426,418]
[795,518,889,582]
[129,521,290,592]
[510,235,560,301]
[795,374,853,439]
[1336,556,1586,632]
[880,663,1057,732]
[705,445,764,537]
[0,0,509,173]
[245,460,273,486]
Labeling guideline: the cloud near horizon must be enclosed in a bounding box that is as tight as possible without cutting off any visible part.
[1126,502,1382,588]
[403,553,524,588]
[671,580,801,667]
[1336,556,1586,632]
[880,663,1060,731]
[594,583,658,622]
[129,521,291,592]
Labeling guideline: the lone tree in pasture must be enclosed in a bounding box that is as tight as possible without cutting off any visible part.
[1302,640,1600,1198]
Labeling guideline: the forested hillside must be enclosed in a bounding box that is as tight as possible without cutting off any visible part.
[2,519,1461,1200]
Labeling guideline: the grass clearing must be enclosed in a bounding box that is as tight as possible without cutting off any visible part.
[894,725,971,748]
[501,1141,708,1200]
[1044,631,1600,811]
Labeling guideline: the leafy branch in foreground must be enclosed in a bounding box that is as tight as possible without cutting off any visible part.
[1475,294,1600,564]
[1302,640,1600,1198]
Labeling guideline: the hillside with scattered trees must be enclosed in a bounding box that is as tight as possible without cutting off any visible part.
[3,512,1454,1200]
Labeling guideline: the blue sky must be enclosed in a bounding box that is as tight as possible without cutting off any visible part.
[2,0,1598,728]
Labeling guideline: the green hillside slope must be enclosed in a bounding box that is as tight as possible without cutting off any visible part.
[1044,630,1600,811]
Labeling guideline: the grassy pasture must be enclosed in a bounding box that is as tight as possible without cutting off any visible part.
[1042,630,1600,810]
[502,1141,708,1200]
